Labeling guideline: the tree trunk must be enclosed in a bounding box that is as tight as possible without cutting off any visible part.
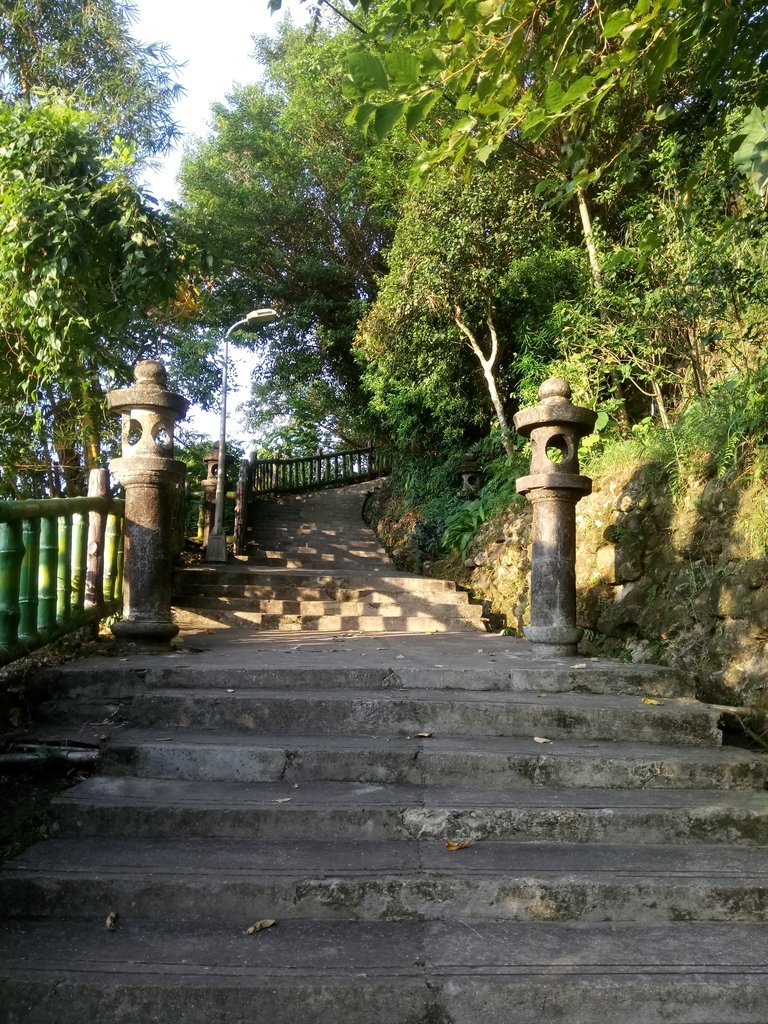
[577,189,602,286]
[454,307,515,459]
[576,189,630,429]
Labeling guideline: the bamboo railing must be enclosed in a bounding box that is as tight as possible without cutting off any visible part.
[0,493,124,666]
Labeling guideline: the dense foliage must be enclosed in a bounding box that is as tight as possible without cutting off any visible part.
[176,22,407,452]
[0,2,194,497]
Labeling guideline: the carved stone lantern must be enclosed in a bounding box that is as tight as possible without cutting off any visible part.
[107,360,189,645]
[457,453,484,498]
[201,444,236,550]
[513,378,596,657]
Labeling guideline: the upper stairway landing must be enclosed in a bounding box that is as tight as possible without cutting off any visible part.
[173,481,486,634]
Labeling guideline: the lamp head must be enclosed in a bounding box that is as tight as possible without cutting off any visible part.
[244,308,278,328]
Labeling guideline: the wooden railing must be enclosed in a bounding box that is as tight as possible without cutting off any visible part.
[0,493,124,666]
[250,448,390,495]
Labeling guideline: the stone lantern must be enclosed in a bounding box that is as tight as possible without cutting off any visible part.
[457,453,484,498]
[200,444,236,550]
[513,378,596,657]
[107,360,189,645]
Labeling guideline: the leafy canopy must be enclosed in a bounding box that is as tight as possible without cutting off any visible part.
[0,0,182,156]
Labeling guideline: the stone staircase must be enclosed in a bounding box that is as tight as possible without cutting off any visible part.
[0,486,767,1022]
[173,482,486,633]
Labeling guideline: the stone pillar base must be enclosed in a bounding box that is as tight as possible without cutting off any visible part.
[111,618,179,644]
[524,624,583,658]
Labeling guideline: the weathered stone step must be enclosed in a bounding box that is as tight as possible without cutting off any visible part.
[171,608,484,632]
[3,837,768,925]
[101,730,767,789]
[33,654,694,705]
[174,570,460,595]
[173,596,483,618]
[53,777,768,846]
[246,554,394,569]
[129,687,722,746]
[176,593,475,614]
[2,919,767,1024]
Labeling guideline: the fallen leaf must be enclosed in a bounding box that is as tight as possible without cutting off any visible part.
[642,697,663,706]
[274,797,291,804]
[105,911,119,930]
[445,838,473,851]
[245,919,276,934]
[226,688,235,693]
[415,731,433,738]
[533,736,553,744]
[395,654,405,660]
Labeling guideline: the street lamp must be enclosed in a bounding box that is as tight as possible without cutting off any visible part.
[206,308,278,562]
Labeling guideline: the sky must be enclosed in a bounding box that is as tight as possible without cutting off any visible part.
[132,0,308,442]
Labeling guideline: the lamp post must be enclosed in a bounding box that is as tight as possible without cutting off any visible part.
[206,308,278,562]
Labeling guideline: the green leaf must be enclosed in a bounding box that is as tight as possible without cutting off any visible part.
[374,99,405,140]
[645,31,678,99]
[405,91,440,131]
[345,103,377,132]
[385,50,421,86]
[731,106,768,198]
[545,80,564,113]
[562,75,594,106]
[347,49,389,95]
[603,9,632,37]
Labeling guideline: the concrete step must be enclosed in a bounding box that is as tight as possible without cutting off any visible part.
[3,837,768,926]
[32,653,694,706]
[53,777,768,846]
[127,687,723,746]
[174,588,475,608]
[2,919,768,1024]
[173,596,483,619]
[175,568,460,589]
[100,730,767,789]
[171,608,484,632]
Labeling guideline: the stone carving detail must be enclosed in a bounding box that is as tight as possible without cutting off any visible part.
[514,378,597,657]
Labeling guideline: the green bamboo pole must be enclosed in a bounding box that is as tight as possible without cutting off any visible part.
[38,515,58,638]
[71,508,88,614]
[0,520,24,650]
[104,511,121,607]
[18,516,40,642]
[56,514,72,626]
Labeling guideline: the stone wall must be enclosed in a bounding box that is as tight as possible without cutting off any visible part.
[368,464,768,712]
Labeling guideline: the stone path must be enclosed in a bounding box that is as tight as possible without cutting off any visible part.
[173,482,485,632]
[0,483,767,1023]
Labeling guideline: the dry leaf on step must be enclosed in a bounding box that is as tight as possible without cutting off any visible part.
[274,797,292,803]
[105,911,119,930]
[445,838,473,851]
[415,731,433,738]
[533,736,553,744]
[642,697,663,706]
[245,919,276,934]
